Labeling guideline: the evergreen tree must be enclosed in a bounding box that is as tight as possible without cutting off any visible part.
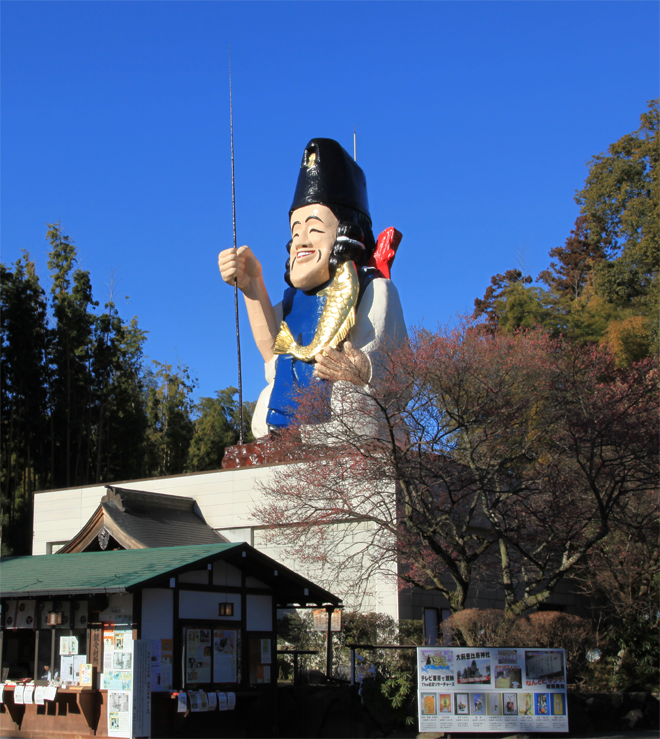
[91,297,148,482]
[143,361,197,476]
[538,215,605,300]
[187,388,255,472]
[47,223,97,487]
[0,254,50,554]
[475,100,658,364]
[1,223,254,552]
[577,100,658,305]
[473,269,551,332]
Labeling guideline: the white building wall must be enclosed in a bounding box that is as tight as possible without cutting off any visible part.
[32,464,401,620]
[32,466,276,556]
[33,484,108,553]
[141,589,174,641]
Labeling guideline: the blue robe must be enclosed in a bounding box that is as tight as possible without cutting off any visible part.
[266,267,379,430]
[266,286,329,428]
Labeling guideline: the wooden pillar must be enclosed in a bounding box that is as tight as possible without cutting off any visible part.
[49,627,56,680]
[325,606,334,679]
[33,629,40,681]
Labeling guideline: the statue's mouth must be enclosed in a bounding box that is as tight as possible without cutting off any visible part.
[293,249,321,267]
[296,249,317,260]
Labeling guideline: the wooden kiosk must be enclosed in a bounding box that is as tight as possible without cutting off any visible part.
[0,542,340,738]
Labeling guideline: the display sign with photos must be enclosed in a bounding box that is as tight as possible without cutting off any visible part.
[417,647,568,733]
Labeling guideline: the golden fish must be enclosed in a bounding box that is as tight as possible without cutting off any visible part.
[273,260,359,362]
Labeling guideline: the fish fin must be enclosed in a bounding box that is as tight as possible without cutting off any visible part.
[274,321,296,355]
[328,308,356,349]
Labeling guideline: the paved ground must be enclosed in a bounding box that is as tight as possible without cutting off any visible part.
[565,735,658,739]
[410,733,658,739]
[573,735,656,739]
[323,735,644,739]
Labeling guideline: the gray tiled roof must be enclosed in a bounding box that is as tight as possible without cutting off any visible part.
[58,486,227,553]
[103,487,227,548]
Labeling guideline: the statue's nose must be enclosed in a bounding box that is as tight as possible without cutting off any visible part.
[296,230,312,249]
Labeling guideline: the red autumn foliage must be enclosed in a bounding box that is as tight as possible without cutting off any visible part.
[253,320,658,615]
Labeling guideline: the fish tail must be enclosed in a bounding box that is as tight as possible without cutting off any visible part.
[274,321,297,355]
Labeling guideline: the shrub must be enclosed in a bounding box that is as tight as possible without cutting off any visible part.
[442,608,595,681]
[442,608,510,646]
[510,611,594,678]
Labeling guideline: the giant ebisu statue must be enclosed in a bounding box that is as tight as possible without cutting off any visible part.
[218,138,407,447]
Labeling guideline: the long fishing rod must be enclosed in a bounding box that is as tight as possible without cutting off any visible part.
[229,47,244,445]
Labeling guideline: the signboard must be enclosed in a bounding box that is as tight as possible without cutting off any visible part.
[417,647,568,733]
[132,641,151,738]
[102,632,151,738]
[312,609,342,632]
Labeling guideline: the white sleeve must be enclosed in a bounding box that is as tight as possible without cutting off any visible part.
[349,278,408,382]
[250,301,284,439]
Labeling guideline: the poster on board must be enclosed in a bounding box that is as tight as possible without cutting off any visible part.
[416,647,568,733]
[108,691,131,735]
[186,629,212,684]
[105,639,151,739]
[213,629,238,684]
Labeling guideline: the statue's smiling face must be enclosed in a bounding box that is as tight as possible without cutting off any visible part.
[289,204,338,291]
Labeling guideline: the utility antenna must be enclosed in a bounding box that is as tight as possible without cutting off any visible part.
[353,126,357,161]
[229,47,244,445]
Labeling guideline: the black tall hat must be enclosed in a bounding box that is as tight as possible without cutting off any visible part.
[290,138,371,224]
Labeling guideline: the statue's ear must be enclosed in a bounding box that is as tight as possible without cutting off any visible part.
[336,223,365,252]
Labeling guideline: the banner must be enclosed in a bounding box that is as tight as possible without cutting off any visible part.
[417,647,568,733]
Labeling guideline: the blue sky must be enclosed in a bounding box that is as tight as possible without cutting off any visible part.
[3,1,658,403]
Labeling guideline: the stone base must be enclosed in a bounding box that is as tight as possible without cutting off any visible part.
[221,436,303,469]
[221,440,271,468]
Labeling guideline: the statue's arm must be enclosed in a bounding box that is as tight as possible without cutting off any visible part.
[218,246,279,363]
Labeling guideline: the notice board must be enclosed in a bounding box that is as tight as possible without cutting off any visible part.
[103,633,151,738]
[416,647,568,733]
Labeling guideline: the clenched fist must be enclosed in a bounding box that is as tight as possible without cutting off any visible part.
[218,246,262,293]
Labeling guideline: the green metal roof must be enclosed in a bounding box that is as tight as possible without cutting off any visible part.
[0,543,241,597]
[0,542,342,606]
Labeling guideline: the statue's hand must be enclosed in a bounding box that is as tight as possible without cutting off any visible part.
[313,342,371,386]
[218,246,262,293]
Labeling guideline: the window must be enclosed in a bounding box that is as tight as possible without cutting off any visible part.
[2,630,36,680]
[183,626,240,686]
[36,629,53,681]
[46,542,68,554]
[1,599,90,684]
[248,637,272,685]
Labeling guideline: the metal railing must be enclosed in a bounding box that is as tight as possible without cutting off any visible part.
[276,649,319,685]
[346,643,418,686]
